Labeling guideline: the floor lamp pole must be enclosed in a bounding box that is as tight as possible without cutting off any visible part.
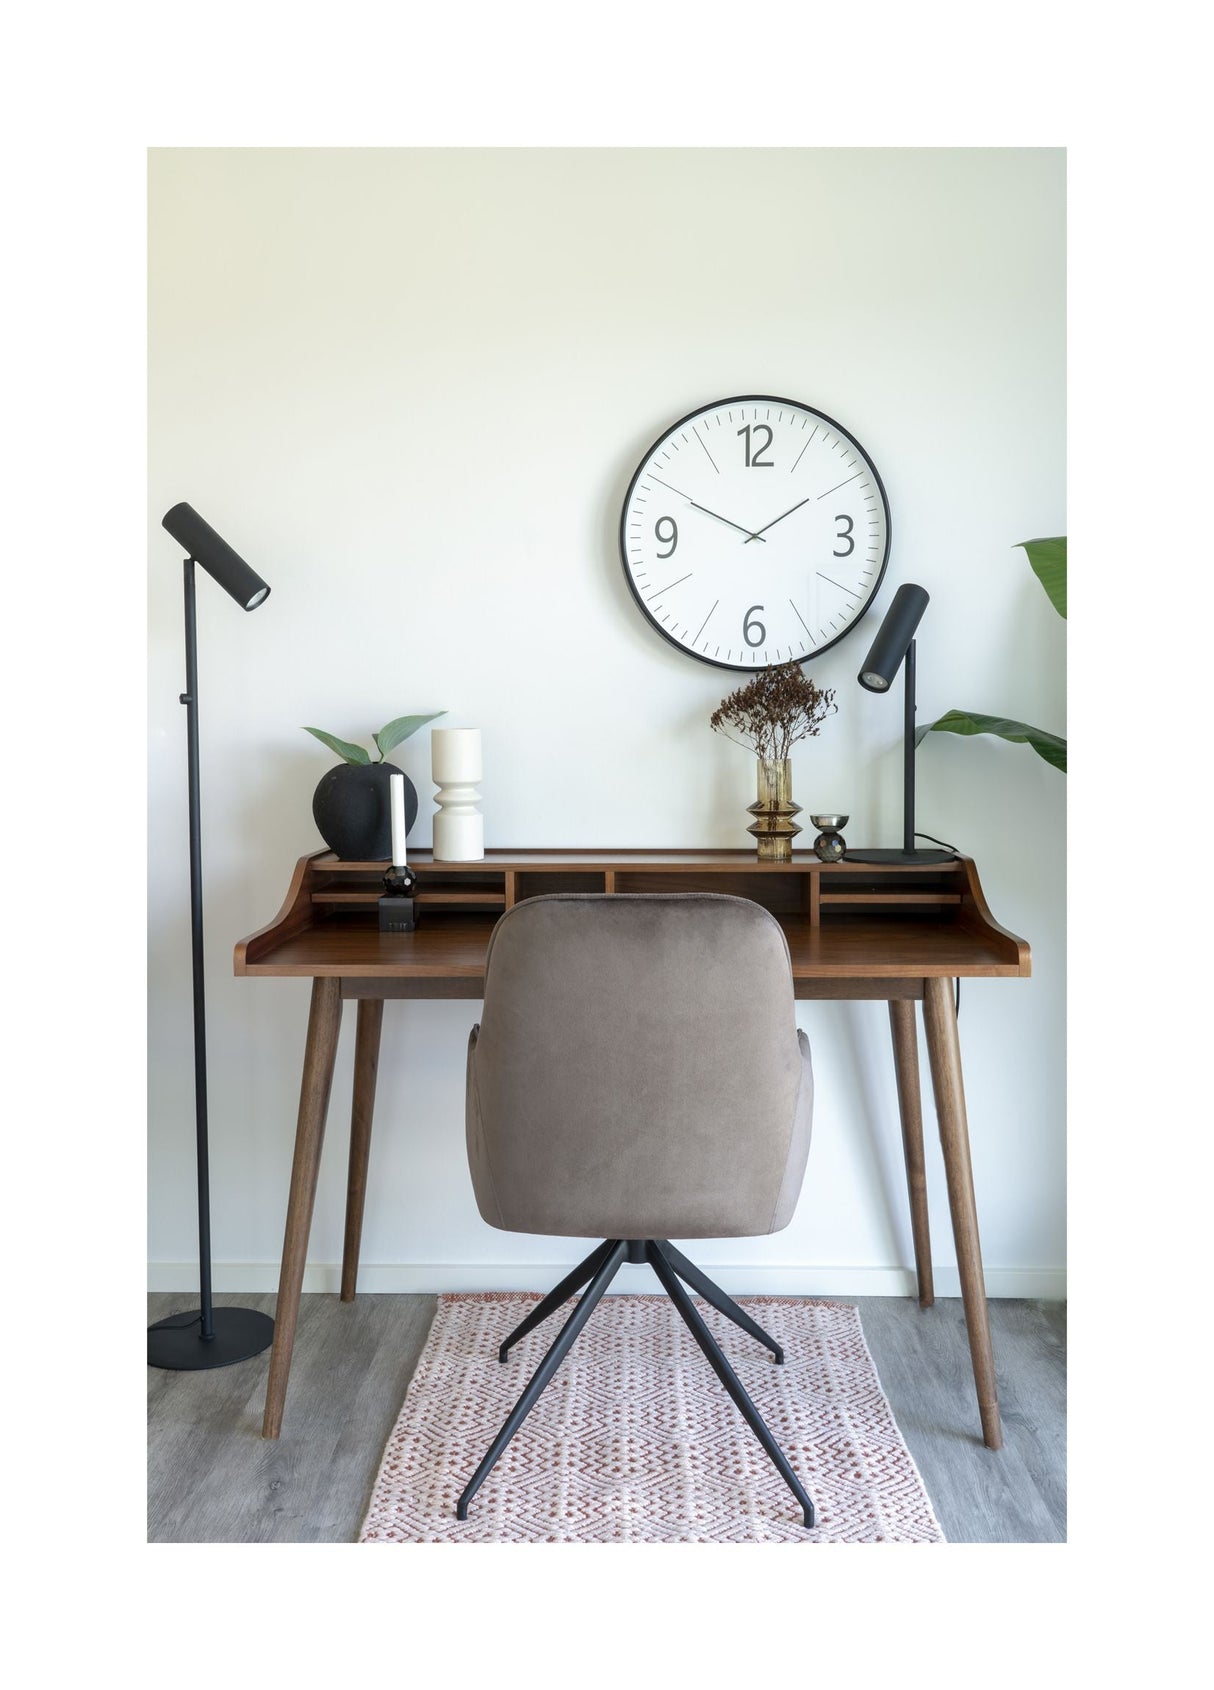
[148,558,275,1370]
[184,557,216,1338]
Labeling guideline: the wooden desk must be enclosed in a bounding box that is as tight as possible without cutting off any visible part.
[236,848,1030,1447]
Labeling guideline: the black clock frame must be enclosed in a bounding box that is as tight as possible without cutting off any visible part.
[618,394,892,672]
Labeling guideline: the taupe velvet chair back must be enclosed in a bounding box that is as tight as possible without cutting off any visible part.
[465,893,813,1241]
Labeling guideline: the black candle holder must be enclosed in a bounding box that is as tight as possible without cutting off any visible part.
[379,864,420,932]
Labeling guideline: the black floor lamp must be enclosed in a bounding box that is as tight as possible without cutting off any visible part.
[847,583,954,866]
[148,503,277,1370]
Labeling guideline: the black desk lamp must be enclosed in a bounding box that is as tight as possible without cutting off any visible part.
[847,583,953,866]
[148,504,277,1370]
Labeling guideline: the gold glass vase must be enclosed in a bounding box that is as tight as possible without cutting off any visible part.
[746,757,802,861]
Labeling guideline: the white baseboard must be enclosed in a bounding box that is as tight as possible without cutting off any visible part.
[147,1260,1066,1300]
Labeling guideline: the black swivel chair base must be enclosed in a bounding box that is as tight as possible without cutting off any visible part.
[455,1238,816,1530]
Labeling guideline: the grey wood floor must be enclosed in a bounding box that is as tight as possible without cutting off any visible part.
[147,1292,1065,1543]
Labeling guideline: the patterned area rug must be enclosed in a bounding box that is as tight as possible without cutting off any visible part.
[360,1293,944,1543]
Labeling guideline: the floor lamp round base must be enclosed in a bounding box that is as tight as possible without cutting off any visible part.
[148,1306,275,1371]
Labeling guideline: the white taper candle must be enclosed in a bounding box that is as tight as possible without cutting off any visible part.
[389,772,407,868]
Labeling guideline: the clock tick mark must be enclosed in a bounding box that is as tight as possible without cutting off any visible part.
[790,428,819,472]
[648,572,693,600]
[693,427,720,473]
[693,600,719,644]
[817,472,863,500]
[817,571,859,598]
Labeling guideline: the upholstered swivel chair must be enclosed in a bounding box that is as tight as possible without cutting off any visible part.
[460,892,816,1528]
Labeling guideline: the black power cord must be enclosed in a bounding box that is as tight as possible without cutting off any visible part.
[914,829,959,854]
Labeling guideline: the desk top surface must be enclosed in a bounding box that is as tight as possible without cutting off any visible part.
[235,849,1030,985]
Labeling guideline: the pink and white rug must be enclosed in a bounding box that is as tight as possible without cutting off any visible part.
[360,1292,945,1543]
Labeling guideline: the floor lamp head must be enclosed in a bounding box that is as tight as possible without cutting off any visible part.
[162,502,271,610]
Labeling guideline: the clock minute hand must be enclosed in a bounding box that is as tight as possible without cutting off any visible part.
[689,499,767,541]
[648,474,766,541]
[743,498,810,542]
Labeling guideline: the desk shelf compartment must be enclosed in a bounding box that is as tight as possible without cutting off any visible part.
[310,865,508,916]
[613,869,806,919]
[512,871,607,904]
[818,867,962,919]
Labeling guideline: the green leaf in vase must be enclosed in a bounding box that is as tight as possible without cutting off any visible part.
[302,727,371,765]
[374,710,446,759]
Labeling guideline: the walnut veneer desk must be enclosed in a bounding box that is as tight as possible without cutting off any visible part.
[236,848,1030,1448]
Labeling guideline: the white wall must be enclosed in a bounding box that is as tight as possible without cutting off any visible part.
[148,148,1065,1298]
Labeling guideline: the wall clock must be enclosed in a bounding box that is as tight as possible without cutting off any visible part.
[619,395,891,671]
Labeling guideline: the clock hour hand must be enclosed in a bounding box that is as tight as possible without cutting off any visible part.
[743,498,810,542]
[648,474,766,541]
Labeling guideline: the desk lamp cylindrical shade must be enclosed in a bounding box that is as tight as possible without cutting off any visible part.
[858,583,929,691]
[162,502,271,611]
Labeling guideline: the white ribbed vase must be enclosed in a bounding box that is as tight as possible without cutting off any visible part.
[431,728,484,862]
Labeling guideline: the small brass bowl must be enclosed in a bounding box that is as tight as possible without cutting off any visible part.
[809,813,849,830]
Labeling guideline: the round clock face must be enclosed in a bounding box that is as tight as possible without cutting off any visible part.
[620,395,891,670]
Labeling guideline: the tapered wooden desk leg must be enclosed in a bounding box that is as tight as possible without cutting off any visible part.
[922,975,1003,1451]
[262,976,343,1440]
[888,999,934,1308]
[341,997,384,1303]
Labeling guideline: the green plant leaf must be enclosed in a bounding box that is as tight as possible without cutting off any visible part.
[373,710,446,759]
[302,726,371,765]
[917,709,1067,772]
[1017,536,1066,619]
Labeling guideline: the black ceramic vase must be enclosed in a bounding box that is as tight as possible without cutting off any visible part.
[312,761,418,861]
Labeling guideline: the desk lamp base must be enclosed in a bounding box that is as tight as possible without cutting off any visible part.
[845,847,955,865]
[148,1306,275,1371]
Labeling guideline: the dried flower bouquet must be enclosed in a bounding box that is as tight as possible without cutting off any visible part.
[710,661,837,761]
